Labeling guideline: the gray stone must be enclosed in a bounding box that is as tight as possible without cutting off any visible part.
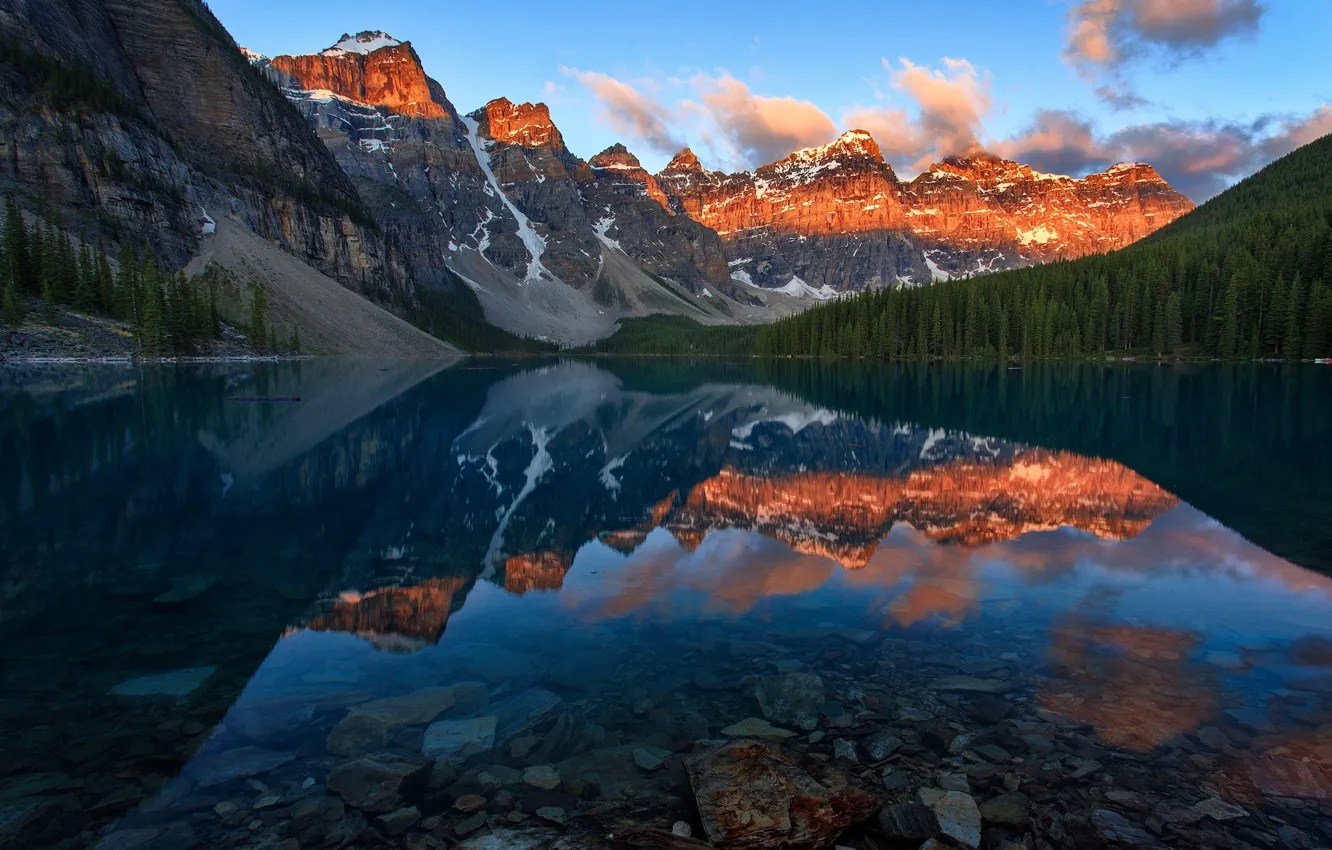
[864,730,903,760]
[456,830,558,850]
[376,806,421,836]
[932,676,1014,695]
[980,791,1031,827]
[109,666,216,701]
[938,773,970,792]
[929,791,981,850]
[535,806,567,825]
[877,802,936,841]
[522,764,562,791]
[967,695,1012,724]
[491,688,564,745]
[1092,810,1163,847]
[975,744,1011,763]
[721,717,795,742]
[191,746,294,788]
[672,821,692,838]
[755,671,825,731]
[328,687,461,756]
[455,811,487,835]
[326,752,430,812]
[422,716,497,762]
[633,747,672,772]
[833,738,858,762]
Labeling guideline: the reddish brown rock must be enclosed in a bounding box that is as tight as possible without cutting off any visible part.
[684,741,878,850]
[903,154,1195,269]
[503,551,573,595]
[271,32,447,118]
[657,133,1195,289]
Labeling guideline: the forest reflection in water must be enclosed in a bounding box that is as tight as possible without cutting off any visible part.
[1,359,1329,850]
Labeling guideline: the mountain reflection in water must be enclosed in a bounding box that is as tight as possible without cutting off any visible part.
[1,360,1330,850]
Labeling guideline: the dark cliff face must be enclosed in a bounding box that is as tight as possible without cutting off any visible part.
[0,0,403,293]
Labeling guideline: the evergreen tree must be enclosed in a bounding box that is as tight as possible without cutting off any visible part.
[1218,279,1240,360]
[1285,274,1304,359]
[2,274,23,327]
[1165,292,1183,356]
[2,196,31,295]
[249,285,268,353]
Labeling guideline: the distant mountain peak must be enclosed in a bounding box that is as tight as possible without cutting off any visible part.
[322,31,403,57]
[473,98,562,149]
[791,129,882,163]
[663,147,704,173]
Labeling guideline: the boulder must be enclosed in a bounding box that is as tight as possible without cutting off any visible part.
[327,687,461,756]
[685,740,876,849]
[326,752,431,812]
[928,791,981,850]
[722,718,796,742]
[754,672,824,731]
[422,716,497,763]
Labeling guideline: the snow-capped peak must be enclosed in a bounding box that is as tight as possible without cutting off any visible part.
[322,31,402,57]
[239,46,268,64]
[789,129,882,164]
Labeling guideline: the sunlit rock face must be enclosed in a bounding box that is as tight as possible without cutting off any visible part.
[902,155,1196,278]
[657,134,1194,290]
[269,32,447,118]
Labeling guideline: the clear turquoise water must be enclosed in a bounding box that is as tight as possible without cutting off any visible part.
[2,360,1330,849]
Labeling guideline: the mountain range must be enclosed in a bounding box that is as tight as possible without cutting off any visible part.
[1,6,1196,351]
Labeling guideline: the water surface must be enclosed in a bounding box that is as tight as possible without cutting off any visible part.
[2,360,1330,850]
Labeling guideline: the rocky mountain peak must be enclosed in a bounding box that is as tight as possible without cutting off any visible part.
[322,31,403,57]
[589,143,640,168]
[475,98,563,149]
[791,129,884,164]
[270,32,446,118]
[663,148,705,174]
[590,143,669,209]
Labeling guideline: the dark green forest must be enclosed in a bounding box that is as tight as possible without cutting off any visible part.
[753,132,1332,360]
[580,314,759,356]
[0,197,240,355]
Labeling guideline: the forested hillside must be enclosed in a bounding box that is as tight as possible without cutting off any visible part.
[755,133,1332,360]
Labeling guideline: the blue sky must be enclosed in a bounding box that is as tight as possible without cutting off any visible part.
[215,0,1331,200]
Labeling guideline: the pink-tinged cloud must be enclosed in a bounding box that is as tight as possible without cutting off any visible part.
[844,56,991,174]
[1065,0,1263,107]
[997,105,1332,201]
[561,67,683,155]
[689,73,840,167]
[1065,0,1264,70]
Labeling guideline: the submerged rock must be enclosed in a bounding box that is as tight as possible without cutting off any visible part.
[109,666,216,701]
[522,764,562,790]
[328,687,461,756]
[863,731,902,761]
[422,716,497,762]
[491,688,565,745]
[190,746,294,788]
[877,802,936,841]
[932,676,1014,695]
[722,718,796,742]
[685,740,875,849]
[754,672,825,731]
[633,747,672,772]
[326,752,430,812]
[1092,810,1164,847]
[928,791,981,850]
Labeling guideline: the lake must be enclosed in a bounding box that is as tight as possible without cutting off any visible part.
[2,359,1331,850]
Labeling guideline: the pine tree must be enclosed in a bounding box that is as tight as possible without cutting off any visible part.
[1285,273,1304,360]
[1218,278,1240,359]
[96,242,114,314]
[1165,292,1183,356]
[75,240,96,311]
[2,274,23,327]
[249,285,268,353]
[291,326,300,354]
[2,196,32,295]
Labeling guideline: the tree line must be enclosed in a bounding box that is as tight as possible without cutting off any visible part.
[755,132,1332,361]
[1,199,300,355]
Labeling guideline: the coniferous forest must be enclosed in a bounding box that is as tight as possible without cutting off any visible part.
[753,132,1332,360]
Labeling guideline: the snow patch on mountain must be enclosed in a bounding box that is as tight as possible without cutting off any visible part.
[774,276,838,300]
[462,115,550,283]
[323,32,402,57]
